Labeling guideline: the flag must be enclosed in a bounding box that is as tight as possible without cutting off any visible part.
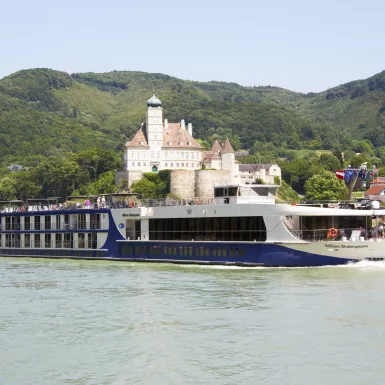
[344,169,355,184]
[358,169,367,180]
[335,170,345,180]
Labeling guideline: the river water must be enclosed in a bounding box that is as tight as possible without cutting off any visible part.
[1,258,385,385]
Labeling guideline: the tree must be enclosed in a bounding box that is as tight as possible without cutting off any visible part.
[0,176,17,200]
[35,156,80,197]
[130,178,157,199]
[319,153,340,172]
[82,171,116,194]
[304,170,347,201]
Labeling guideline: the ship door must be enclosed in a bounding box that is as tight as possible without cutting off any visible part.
[135,221,141,240]
[125,219,136,240]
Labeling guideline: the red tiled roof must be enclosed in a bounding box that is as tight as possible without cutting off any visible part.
[364,185,385,196]
[210,139,222,153]
[221,138,234,154]
[162,123,202,149]
[203,151,214,162]
[126,122,202,149]
[370,178,385,185]
[125,126,149,148]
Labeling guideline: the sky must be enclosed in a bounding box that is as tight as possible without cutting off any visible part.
[0,0,384,93]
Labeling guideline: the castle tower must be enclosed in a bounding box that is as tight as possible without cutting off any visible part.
[221,138,235,172]
[146,94,163,150]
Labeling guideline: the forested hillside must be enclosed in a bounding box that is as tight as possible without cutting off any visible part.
[0,67,384,199]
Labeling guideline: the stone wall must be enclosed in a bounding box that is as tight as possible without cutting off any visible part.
[170,170,196,199]
[127,170,143,188]
[170,169,232,199]
[195,170,232,198]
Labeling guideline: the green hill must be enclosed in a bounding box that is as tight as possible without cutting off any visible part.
[0,68,384,168]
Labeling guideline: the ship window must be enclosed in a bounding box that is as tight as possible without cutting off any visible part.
[34,216,41,230]
[24,216,30,231]
[214,188,224,197]
[64,233,73,248]
[91,233,97,249]
[149,216,266,242]
[90,214,100,229]
[229,187,238,196]
[45,216,51,230]
[35,234,41,248]
[45,234,51,248]
[25,234,30,248]
[56,234,62,248]
[78,233,85,248]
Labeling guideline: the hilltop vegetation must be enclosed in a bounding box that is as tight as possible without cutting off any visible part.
[0,67,385,199]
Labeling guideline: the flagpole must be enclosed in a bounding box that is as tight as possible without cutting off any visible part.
[345,170,360,201]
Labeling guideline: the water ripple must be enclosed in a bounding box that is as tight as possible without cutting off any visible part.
[2,258,385,384]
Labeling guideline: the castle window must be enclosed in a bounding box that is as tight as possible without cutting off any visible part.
[132,162,135,167]
[157,152,160,158]
[139,141,144,145]
[187,142,191,146]
[168,141,172,145]
[178,142,183,146]
[176,163,180,167]
[196,163,199,167]
[182,163,184,167]
[151,152,154,158]
[143,162,146,166]
[165,163,168,167]
[171,163,174,167]
[138,162,141,166]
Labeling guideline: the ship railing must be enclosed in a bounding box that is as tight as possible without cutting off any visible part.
[298,199,361,209]
[130,197,216,208]
[285,228,384,242]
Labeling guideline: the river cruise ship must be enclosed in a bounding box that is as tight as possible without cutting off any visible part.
[0,185,384,267]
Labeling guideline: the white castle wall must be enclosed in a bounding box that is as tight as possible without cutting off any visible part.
[221,152,235,172]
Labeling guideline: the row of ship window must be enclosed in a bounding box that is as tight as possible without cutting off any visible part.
[1,214,102,231]
[2,233,98,249]
[0,249,105,258]
[121,244,245,258]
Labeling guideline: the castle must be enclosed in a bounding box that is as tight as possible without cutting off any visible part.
[124,95,281,195]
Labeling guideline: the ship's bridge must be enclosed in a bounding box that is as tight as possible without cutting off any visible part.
[213,184,279,205]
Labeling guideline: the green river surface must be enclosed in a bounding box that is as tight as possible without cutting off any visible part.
[1,257,385,385]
